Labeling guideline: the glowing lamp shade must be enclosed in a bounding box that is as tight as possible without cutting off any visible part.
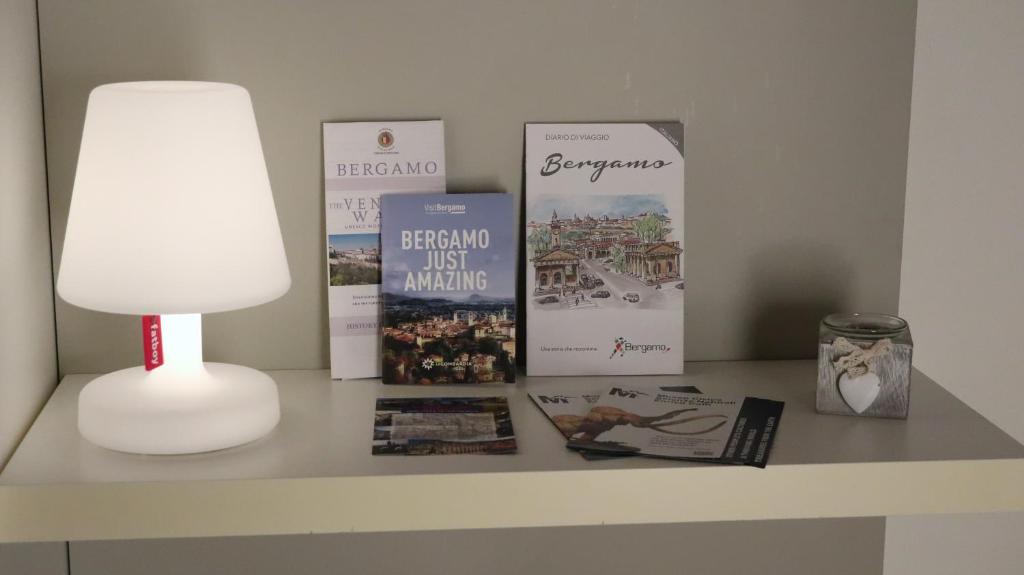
[57,82,290,455]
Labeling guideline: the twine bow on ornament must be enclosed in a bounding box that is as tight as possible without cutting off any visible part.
[832,337,893,377]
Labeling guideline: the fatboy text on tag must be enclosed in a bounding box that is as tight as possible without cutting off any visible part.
[142,315,163,371]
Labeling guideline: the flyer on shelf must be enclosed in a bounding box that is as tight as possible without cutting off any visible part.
[529,385,702,460]
[323,120,445,379]
[529,385,702,439]
[566,387,784,468]
[372,397,516,455]
[524,122,685,376]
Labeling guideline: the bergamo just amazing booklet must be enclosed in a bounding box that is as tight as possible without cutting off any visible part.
[380,193,516,385]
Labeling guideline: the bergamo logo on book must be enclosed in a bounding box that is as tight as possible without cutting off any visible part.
[610,337,671,358]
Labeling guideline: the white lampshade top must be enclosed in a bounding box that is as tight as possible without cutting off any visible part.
[58,81,291,315]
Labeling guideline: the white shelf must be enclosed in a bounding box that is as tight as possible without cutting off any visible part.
[1,360,1022,542]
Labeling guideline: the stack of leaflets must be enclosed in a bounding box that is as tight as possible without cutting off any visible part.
[531,386,783,468]
[373,397,516,455]
[528,385,701,461]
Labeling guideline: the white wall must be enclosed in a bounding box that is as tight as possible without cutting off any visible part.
[0,0,59,469]
[0,0,64,566]
[888,1,1024,573]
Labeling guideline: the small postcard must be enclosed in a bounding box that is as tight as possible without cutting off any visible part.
[373,397,516,455]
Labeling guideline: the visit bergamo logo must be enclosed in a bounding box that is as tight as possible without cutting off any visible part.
[424,202,466,215]
[609,337,670,359]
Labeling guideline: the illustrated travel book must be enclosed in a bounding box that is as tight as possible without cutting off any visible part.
[525,123,685,376]
[380,192,516,385]
[565,387,784,468]
[372,397,516,455]
[323,120,445,379]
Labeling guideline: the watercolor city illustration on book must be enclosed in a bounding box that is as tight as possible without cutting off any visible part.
[526,194,684,312]
[381,193,516,385]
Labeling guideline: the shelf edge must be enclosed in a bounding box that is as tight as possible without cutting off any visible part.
[2,458,1022,543]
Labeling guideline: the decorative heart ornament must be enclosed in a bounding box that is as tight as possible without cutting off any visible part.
[838,371,881,414]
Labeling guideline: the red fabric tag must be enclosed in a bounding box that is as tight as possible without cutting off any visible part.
[142,315,163,371]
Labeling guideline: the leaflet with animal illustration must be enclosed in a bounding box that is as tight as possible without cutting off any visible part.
[529,391,603,439]
[529,385,702,439]
[525,122,685,376]
[566,387,784,468]
[529,385,702,461]
[323,120,445,379]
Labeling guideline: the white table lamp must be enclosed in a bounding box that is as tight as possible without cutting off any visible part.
[58,81,291,455]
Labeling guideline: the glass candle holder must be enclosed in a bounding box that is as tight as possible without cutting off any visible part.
[816,313,913,418]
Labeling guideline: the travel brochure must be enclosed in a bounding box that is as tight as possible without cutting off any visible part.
[372,397,516,455]
[528,382,782,462]
[525,122,685,376]
[560,387,784,468]
[529,385,702,440]
[380,193,516,385]
[323,120,446,380]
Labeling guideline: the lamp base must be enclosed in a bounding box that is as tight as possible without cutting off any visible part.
[78,362,280,455]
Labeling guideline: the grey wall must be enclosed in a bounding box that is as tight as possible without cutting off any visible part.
[69,519,883,575]
[0,542,66,575]
[886,1,1024,574]
[0,0,59,468]
[38,0,918,375]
